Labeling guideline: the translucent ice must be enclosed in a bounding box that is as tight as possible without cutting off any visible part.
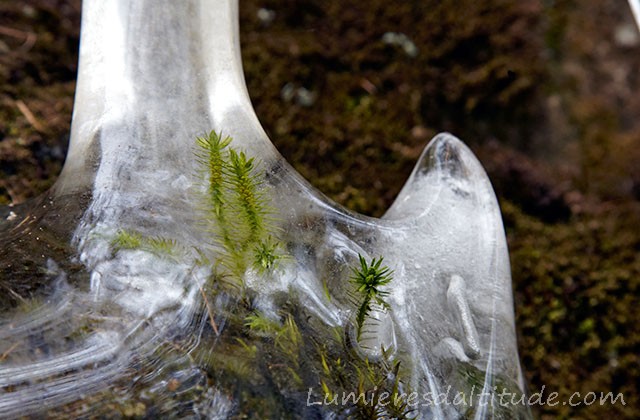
[0,1,532,418]
[630,0,640,30]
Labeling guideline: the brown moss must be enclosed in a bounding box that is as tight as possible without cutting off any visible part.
[0,0,79,204]
[505,200,639,418]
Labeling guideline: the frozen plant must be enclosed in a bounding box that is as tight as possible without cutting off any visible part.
[0,1,532,418]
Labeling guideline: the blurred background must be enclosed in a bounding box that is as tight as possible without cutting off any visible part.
[0,0,638,418]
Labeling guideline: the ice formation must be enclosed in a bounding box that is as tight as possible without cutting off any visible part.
[630,0,640,30]
[0,1,532,418]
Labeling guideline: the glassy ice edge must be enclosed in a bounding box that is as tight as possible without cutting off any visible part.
[0,1,532,418]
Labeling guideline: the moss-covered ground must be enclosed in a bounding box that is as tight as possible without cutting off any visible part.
[1,0,638,418]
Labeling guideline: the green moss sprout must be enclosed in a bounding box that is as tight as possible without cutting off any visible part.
[111,230,143,250]
[316,335,416,419]
[350,255,394,342]
[111,230,178,256]
[245,311,302,366]
[196,131,282,281]
[252,236,281,273]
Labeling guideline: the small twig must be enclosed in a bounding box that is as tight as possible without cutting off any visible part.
[14,99,46,133]
[360,78,377,95]
[1,284,28,305]
[0,25,37,51]
[198,283,220,336]
[0,25,31,39]
[0,342,20,363]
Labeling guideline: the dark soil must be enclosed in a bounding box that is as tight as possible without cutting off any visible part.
[1,0,639,418]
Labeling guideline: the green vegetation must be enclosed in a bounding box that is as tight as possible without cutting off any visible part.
[316,343,416,419]
[252,235,281,272]
[196,131,282,281]
[111,230,142,250]
[350,255,393,342]
[449,361,530,419]
[111,229,178,257]
[192,140,414,417]
[103,132,420,417]
[4,1,639,417]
